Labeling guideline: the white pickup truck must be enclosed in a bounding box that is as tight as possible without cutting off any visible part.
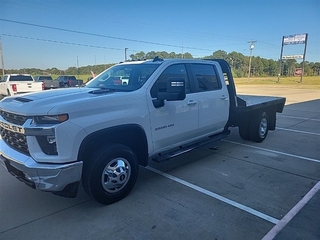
[0,58,286,204]
[0,74,44,96]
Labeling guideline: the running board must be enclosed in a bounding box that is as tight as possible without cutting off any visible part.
[152,130,230,163]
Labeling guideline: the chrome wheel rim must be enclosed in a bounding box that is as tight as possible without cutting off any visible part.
[101,158,131,193]
[259,118,268,138]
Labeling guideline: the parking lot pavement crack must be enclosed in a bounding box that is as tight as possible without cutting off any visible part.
[0,199,91,234]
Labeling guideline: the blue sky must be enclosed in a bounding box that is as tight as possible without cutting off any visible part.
[0,0,319,70]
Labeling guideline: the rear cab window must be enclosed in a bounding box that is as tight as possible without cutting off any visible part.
[9,75,33,81]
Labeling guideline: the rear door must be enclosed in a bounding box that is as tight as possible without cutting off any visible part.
[190,63,229,136]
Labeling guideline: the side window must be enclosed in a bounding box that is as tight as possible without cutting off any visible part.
[1,76,8,82]
[192,64,221,92]
[150,64,189,98]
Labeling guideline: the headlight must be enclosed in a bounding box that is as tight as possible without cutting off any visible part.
[33,114,69,124]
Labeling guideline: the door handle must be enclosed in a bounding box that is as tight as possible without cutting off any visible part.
[187,100,197,106]
[220,95,228,100]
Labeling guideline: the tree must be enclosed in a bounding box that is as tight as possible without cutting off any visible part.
[2,49,319,79]
[212,50,228,59]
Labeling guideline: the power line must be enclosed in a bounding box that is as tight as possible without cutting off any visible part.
[0,18,213,52]
[1,34,124,51]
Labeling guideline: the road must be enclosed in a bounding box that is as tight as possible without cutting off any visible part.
[1,86,319,240]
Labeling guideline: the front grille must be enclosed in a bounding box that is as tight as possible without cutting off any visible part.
[0,110,28,125]
[0,110,29,155]
[0,127,29,155]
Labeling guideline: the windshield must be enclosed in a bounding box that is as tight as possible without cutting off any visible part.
[86,63,159,91]
[39,76,53,80]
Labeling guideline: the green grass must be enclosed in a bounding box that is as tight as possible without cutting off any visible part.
[234,76,320,89]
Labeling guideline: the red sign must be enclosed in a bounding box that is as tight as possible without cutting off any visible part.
[294,68,302,77]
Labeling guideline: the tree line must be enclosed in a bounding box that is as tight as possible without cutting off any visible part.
[2,50,320,78]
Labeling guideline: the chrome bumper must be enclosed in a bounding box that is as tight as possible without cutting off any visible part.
[0,138,83,192]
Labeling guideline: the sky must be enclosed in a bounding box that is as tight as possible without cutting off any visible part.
[0,0,319,70]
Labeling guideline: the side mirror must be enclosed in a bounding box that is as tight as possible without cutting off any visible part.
[157,77,186,101]
[152,78,186,108]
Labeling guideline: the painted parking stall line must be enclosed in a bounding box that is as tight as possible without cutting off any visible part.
[262,181,320,240]
[223,140,320,164]
[146,166,280,224]
[276,127,320,136]
[278,115,320,122]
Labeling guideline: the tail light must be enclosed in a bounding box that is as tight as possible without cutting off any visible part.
[11,84,17,92]
[42,82,45,90]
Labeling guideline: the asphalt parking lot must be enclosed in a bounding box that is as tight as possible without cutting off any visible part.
[0,86,319,240]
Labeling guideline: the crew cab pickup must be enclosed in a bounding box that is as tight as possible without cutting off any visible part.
[0,74,44,96]
[34,75,59,90]
[56,75,84,88]
[0,58,285,204]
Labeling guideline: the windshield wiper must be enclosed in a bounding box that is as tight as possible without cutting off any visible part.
[88,87,116,94]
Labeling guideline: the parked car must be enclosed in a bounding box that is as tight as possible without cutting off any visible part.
[56,75,84,87]
[0,74,44,96]
[34,75,59,90]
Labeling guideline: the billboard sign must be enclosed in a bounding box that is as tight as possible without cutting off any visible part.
[283,34,307,45]
[282,54,304,59]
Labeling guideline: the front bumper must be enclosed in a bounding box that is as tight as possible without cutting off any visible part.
[0,138,83,192]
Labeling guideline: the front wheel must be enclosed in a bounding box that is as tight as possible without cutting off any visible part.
[249,112,269,142]
[82,144,139,204]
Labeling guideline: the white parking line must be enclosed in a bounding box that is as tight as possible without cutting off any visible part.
[262,181,320,240]
[278,115,320,122]
[223,140,320,164]
[146,166,280,224]
[276,127,320,136]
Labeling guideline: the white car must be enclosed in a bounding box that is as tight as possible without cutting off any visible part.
[0,74,44,96]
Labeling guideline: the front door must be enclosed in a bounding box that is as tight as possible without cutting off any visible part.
[147,63,199,153]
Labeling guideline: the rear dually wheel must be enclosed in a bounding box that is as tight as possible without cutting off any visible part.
[249,112,269,142]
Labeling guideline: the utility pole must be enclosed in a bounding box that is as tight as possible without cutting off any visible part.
[182,42,184,59]
[77,56,79,78]
[300,33,308,83]
[247,40,256,81]
[125,48,128,61]
[0,37,5,76]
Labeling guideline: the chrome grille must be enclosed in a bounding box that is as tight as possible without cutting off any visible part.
[0,110,28,125]
[0,110,29,155]
[0,127,29,155]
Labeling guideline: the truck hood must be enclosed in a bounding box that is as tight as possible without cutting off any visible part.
[0,87,120,115]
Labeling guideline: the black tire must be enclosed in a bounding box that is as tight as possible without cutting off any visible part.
[249,112,269,142]
[82,144,139,204]
[7,89,11,96]
[239,123,250,140]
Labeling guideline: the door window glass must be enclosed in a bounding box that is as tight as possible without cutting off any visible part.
[192,64,221,91]
[151,64,189,98]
